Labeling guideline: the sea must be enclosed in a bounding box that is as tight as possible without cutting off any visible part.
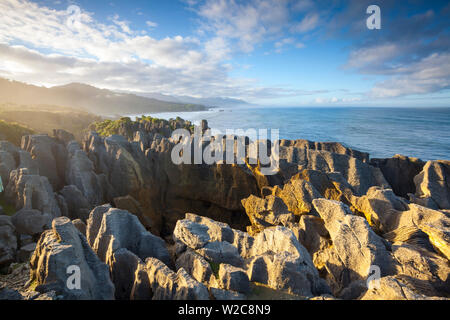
[132,107,450,161]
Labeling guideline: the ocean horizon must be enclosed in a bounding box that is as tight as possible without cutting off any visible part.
[133,106,450,161]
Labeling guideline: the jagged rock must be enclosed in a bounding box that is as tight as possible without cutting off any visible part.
[241,195,295,235]
[359,276,447,300]
[387,204,450,260]
[60,185,90,220]
[350,186,409,232]
[414,160,450,210]
[86,204,112,245]
[218,264,250,294]
[5,169,61,219]
[72,219,86,236]
[272,176,321,215]
[293,215,331,268]
[21,135,66,190]
[210,287,246,300]
[312,199,398,295]
[142,257,209,300]
[53,129,75,145]
[248,226,331,297]
[175,249,219,288]
[83,130,258,236]
[370,155,425,198]
[17,242,36,263]
[87,207,170,266]
[196,241,244,267]
[0,150,16,186]
[174,213,254,260]
[278,147,389,195]
[0,216,17,268]
[113,195,154,231]
[109,248,143,300]
[29,217,115,300]
[66,141,110,207]
[279,139,369,163]
[391,243,450,297]
[11,209,48,236]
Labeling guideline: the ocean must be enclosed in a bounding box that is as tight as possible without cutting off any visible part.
[134,107,450,161]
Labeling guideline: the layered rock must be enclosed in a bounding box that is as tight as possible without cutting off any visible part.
[29,217,115,300]
[5,168,61,221]
[0,216,17,268]
[241,195,295,235]
[312,199,398,296]
[131,257,209,300]
[174,213,330,298]
[65,141,111,208]
[370,154,425,198]
[278,146,389,195]
[21,135,67,191]
[86,206,170,299]
[413,160,450,210]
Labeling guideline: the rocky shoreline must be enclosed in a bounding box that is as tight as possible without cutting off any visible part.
[0,117,449,300]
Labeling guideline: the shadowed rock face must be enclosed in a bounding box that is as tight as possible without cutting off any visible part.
[82,130,258,236]
[29,217,115,300]
[370,154,425,198]
[0,216,17,268]
[21,135,67,191]
[5,168,61,220]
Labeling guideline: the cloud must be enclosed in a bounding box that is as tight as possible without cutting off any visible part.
[146,20,158,28]
[338,2,450,98]
[291,13,319,33]
[370,53,450,98]
[0,0,316,101]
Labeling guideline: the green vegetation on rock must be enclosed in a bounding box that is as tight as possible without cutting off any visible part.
[0,119,35,146]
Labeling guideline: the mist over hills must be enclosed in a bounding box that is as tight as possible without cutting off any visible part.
[0,78,207,116]
[133,91,250,108]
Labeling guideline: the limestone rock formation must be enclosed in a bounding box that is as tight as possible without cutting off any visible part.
[5,169,61,221]
[21,135,67,191]
[413,160,450,210]
[370,154,425,198]
[0,216,17,268]
[241,194,295,235]
[312,199,398,295]
[29,217,115,300]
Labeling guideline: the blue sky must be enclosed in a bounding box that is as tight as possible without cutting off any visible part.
[0,0,449,107]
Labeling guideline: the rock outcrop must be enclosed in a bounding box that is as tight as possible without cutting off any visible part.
[0,216,17,268]
[29,217,115,300]
[413,160,450,210]
[312,199,398,296]
[5,168,61,221]
[174,213,330,298]
[370,154,425,198]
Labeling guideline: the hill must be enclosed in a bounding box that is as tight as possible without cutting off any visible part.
[0,103,101,142]
[0,78,206,116]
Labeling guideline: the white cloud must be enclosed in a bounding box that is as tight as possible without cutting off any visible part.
[370,53,450,98]
[146,20,158,28]
[291,13,319,33]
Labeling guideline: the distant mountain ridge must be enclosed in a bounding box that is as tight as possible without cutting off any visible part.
[0,78,207,116]
[131,91,250,108]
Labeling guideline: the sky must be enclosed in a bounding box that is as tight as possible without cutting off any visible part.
[0,0,449,107]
